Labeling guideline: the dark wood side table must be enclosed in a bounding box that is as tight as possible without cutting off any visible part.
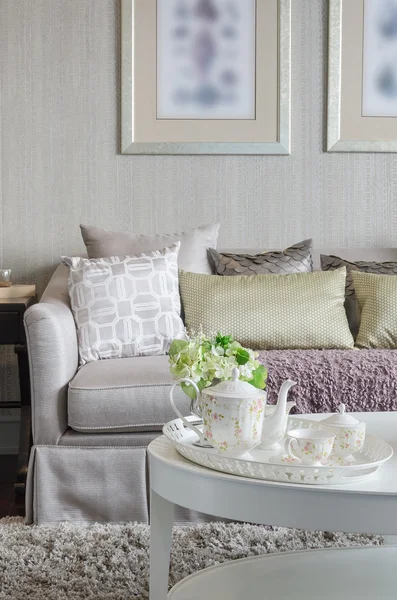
[0,296,36,514]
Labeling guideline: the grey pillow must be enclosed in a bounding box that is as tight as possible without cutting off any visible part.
[80,223,220,275]
[321,254,397,338]
[208,239,313,276]
[62,244,186,365]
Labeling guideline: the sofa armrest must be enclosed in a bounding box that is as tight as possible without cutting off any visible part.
[24,266,78,445]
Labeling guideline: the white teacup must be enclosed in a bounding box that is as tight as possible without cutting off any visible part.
[287,428,336,466]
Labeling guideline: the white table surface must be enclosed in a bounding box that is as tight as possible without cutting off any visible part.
[168,546,397,600]
[148,412,397,600]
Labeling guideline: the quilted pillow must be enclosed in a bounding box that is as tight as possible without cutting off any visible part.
[62,244,186,365]
[208,239,313,276]
[320,254,397,338]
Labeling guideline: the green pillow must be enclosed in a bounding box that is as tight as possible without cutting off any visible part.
[352,271,397,349]
[179,267,354,350]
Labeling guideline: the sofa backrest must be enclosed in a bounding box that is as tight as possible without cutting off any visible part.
[42,248,397,303]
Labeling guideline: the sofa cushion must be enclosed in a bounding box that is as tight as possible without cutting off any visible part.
[80,223,220,274]
[352,271,397,349]
[208,239,313,276]
[320,253,397,338]
[62,244,185,365]
[179,268,354,350]
[68,355,190,433]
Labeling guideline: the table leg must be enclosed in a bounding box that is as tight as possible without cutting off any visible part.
[14,344,32,514]
[150,489,174,600]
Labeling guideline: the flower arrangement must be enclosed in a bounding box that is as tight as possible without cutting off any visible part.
[168,332,267,399]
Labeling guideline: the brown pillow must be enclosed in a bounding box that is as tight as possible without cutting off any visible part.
[320,254,397,338]
[208,239,313,276]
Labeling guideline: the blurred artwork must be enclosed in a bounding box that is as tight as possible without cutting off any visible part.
[363,0,397,116]
[157,0,256,119]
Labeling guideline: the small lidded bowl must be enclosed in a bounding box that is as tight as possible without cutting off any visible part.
[320,404,366,461]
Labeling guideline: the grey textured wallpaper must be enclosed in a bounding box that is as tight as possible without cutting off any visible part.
[1,0,397,403]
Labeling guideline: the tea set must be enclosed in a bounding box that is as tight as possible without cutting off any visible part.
[169,368,367,466]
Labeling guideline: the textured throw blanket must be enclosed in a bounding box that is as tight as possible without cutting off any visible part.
[259,349,397,413]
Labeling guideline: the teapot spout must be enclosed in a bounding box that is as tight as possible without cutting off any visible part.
[273,379,296,424]
[259,379,297,450]
[278,379,297,406]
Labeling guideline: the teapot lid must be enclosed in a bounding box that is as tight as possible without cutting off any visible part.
[203,368,263,398]
[322,404,361,426]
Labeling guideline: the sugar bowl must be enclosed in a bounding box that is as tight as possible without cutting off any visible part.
[320,404,366,461]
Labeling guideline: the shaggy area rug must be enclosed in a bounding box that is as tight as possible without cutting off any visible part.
[0,517,382,600]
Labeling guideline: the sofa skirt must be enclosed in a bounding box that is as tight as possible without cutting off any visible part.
[25,445,215,525]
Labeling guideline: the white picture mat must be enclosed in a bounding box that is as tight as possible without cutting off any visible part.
[121,0,292,154]
[156,0,256,120]
[363,0,397,117]
[334,0,397,144]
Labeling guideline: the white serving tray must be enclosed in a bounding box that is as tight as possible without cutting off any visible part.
[163,416,393,485]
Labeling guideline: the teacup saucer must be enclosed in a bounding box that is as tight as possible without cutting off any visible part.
[269,454,355,467]
[269,454,302,466]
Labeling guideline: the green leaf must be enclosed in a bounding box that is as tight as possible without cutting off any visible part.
[181,378,206,400]
[235,348,250,365]
[248,365,268,390]
[180,382,197,400]
[169,339,189,357]
[215,333,234,348]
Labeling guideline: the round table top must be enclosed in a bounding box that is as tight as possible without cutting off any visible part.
[168,546,397,600]
[148,412,397,534]
[149,412,397,495]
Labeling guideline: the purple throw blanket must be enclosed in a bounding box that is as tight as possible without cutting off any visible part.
[259,349,397,414]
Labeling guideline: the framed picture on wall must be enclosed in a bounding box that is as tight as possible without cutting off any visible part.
[121,0,291,155]
[328,0,397,152]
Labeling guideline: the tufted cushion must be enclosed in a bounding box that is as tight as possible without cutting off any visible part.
[208,239,313,276]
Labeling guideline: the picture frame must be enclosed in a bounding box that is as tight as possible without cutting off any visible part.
[121,0,291,155]
[328,0,397,152]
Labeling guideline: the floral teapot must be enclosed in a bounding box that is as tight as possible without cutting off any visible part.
[170,368,297,456]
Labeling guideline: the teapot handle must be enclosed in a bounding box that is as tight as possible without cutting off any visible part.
[170,378,206,445]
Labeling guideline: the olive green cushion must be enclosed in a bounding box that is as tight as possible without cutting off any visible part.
[179,268,354,350]
[321,253,397,338]
[352,271,397,349]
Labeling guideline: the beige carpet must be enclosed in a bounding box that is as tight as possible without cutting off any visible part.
[0,517,382,599]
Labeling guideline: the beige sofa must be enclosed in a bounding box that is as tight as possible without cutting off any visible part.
[24,247,397,524]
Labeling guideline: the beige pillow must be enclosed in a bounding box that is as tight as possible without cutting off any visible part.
[179,268,354,350]
[352,271,397,348]
[80,223,220,274]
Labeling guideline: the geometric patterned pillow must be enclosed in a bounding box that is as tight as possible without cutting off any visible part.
[208,239,313,276]
[62,243,186,365]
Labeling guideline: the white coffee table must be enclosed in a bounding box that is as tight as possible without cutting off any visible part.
[148,412,397,600]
